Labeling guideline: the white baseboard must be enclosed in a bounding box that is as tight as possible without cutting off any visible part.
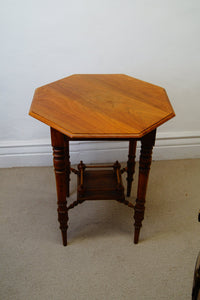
[0,131,200,168]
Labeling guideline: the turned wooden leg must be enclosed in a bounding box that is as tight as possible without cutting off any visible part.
[77,161,86,197]
[64,136,70,197]
[126,139,137,197]
[51,127,68,246]
[134,129,156,244]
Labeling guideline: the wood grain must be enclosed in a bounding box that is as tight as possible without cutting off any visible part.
[29,74,175,138]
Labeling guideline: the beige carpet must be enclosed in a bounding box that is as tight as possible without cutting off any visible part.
[0,159,200,300]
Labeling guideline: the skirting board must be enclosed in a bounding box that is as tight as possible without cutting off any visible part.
[0,131,200,168]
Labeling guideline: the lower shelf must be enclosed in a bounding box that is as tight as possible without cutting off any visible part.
[77,169,125,201]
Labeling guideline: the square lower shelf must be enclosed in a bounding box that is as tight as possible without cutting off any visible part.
[77,169,125,201]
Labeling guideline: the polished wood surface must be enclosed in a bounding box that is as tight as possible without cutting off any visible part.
[30,74,175,138]
[29,75,175,246]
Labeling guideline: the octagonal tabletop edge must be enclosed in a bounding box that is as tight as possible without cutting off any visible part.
[29,74,175,139]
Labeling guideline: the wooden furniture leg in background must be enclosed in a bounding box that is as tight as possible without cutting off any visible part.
[64,136,70,197]
[126,139,137,197]
[51,128,69,246]
[134,129,156,244]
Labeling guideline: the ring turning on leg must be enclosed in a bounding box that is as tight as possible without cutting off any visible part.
[51,128,69,246]
[134,129,156,244]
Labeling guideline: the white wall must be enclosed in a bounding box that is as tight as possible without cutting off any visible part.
[0,0,200,166]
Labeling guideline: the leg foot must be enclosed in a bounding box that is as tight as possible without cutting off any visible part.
[134,228,140,244]
[61,230,67,246]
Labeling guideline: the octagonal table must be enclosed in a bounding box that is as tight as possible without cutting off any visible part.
[29,74,175,246]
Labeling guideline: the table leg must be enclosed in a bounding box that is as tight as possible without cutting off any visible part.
[134,129,156,244]
[126,139,137,197]
[64,136,70,197]
[51,128,68,246]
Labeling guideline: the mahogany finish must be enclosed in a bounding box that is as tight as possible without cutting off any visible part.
[77,161,125,201]
[126,139,137,197]
[51,128,68,246]
[64,137,70,198]
[29,74,175,139]
[29,74,175,246]
[134,129,156,244]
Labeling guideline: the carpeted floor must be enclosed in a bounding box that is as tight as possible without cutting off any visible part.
[0,159,200,300]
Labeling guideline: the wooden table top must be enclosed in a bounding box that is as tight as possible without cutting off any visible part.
[29,74,175,139]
